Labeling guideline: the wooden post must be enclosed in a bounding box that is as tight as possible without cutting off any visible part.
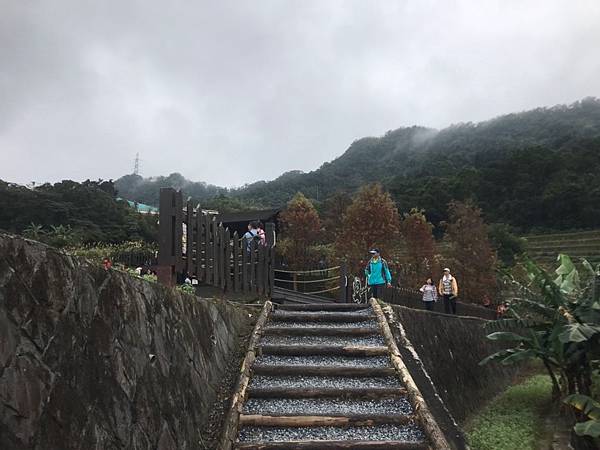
[195,205,203,282]
[185,200,194,277]
[250,239,257,293]
[157,188,182,286]
[224,228,231,291]
[233,231,240,292]
[265,222,275,247]
[269,245,275,297]
[339,264,348,303]
[212,218,219,287]
[257,245,264,296]
[242,240,249,293]
[205,214,213,285]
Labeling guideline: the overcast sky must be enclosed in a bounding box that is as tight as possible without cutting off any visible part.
[1,1,600,187]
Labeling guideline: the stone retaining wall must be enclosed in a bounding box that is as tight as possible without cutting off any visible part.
[0,234,254,450]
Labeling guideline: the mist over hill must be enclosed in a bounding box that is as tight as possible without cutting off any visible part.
[115,98,600,231]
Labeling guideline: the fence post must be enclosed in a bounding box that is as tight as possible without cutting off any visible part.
[269,246,275,297]
[195,205,203,282]
[224,228,231,291]
[185,199,194,277]
[157,188,182,286]
[250,239,257,293]
[265,222,276,247]
[339,264,348,303]
[242,240,249,293]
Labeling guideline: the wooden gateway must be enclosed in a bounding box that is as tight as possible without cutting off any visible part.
[156,188,275,296]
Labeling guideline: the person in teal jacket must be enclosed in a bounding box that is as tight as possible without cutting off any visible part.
[365,248,392,299]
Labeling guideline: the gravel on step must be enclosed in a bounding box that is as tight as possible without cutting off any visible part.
[250,375,403,390]
[243,397,414,416]
[254,355,391,368]
[265,320,378,329]
[260,335,386,347]
[238,423,426,443]
[271,310,374,318]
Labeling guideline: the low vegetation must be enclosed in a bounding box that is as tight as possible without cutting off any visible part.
[467,375,553,450]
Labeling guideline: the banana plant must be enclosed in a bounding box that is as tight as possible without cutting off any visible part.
[481,254,600,401]
[564,394,600,438]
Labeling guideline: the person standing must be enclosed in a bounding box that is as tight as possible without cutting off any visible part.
[419,277,437,311]
[242,221,259,253]
[365,249,392,299]
[438,268,459,314]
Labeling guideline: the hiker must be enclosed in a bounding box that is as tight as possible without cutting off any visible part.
[102,257,112,271]
[242,221,259,252]
[256,221,267,246]
[365,249,392,299]
[438,268,459,314]
[419,277,437,311]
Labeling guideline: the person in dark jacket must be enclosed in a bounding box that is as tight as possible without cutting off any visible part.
[365,249,392,299]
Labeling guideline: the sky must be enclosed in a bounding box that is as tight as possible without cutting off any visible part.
[1,1,600,187]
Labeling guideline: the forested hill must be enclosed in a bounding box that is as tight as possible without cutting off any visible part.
[116,97,600,231]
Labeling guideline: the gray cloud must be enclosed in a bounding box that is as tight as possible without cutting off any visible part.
[1,0,600,187]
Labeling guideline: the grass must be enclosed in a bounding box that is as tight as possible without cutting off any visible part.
[466,374,553,450]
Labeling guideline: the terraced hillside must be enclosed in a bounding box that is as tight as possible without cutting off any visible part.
[221,300,449,449]
[523,230,600,268]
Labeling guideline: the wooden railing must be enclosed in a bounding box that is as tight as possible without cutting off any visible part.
[157,188,275,296]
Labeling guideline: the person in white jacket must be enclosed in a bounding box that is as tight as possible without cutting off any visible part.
[419,277,437,311]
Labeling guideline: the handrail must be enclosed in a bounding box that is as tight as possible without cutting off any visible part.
[303,285,340,295]
[273,276,340,284]
[274,266,341,275]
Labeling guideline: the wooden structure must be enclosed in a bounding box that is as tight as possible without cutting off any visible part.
[157,188,275,296]
[219,300,451,449]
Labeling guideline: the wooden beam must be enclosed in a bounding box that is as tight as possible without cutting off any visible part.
[274,304,370,311]
[258,344,389,357]
[263,326,379,336]
[270,312,374,323]
[247,386,407,399]
[252,365,395,377]
[219,301,273,450]
[238,413,416,427]
[370,298,450,450]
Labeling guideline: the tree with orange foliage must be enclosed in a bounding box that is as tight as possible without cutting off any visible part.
[278,192,321,269]
[335,184,400,274]
[399,208,437,287]
[443,200,497,304]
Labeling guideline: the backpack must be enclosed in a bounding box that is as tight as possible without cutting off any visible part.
[365,258,390,281]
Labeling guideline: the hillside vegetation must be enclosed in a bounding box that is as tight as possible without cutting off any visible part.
[116,98,600,232]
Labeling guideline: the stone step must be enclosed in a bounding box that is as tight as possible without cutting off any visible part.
[239,413,416,427]
[248,386,407,399]
[252,364,397,377]
[254,355,391,368]
[263,325,380,336]
[237,424,426,447]
[259,344,389,357]
[242,397,414,417]
[236,440,428,449]
[260,335,386,347]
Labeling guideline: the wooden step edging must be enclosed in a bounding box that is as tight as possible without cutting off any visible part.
[275,304,371,311]
[263,326,379,336]
[239,413,417,427]
[248,386,407,399]
[270,312,373,322]
[258,344,389,356]
[235,441,429,449]
[220,301,274,450]
[252,364,396,377]
[370,298,450,450]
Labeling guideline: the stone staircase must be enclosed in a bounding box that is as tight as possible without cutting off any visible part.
[220,300,448,449]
